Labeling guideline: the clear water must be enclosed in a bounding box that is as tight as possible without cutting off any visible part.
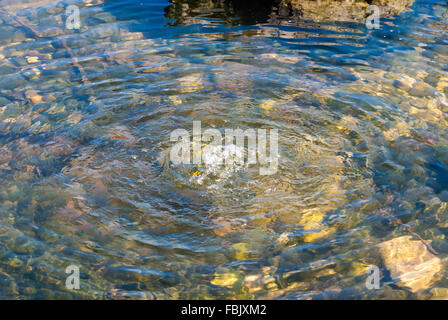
[0,0,448,299]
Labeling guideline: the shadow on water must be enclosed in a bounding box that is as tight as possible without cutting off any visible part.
[163,0,302,26]
[102,0,303,28]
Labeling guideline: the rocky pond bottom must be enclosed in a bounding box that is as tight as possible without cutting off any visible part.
[0,0,448,299]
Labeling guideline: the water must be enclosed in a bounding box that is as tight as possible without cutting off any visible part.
[0,0,448,299]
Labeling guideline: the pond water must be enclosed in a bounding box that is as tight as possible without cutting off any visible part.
[0,0,448,299]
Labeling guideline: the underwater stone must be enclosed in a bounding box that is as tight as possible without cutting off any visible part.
[0,97,11,106]
[25,90,43,105]
[12,31,26,43]
[378,236,442,293]
[211,270,240,287]
[0,26,15,42]
[430,287,448,299]
[431,239,448,254]
[26,56,40,64]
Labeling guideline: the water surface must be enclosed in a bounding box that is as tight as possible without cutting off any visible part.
[0,0,448,299]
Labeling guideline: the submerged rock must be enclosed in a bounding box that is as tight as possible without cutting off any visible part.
[212,216,247,237]
[177,73,205,94]
[430,287,448,300]
[105,125,136,145]
[378,236,442,293]
[211,269,240,287]
[24,90,43,105]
